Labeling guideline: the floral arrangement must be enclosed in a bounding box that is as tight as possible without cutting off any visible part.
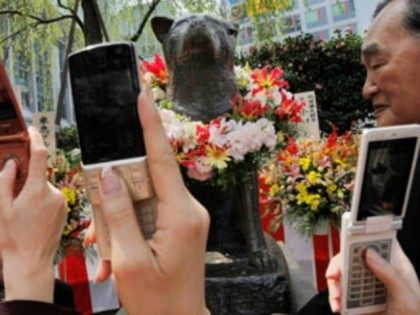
[260,130,360,235]
[48,149,90,262]
[142,54,304,187]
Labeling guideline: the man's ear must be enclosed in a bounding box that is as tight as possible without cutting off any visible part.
[151,16,174,43]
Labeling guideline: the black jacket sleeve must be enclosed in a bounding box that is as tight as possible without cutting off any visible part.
[0,301,81,315]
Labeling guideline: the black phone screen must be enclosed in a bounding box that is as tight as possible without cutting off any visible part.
[0,81,17,120]
[357,137,417,221]
[69,44,146,164]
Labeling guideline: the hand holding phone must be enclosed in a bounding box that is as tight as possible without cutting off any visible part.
[0,61,29,196]
[68,42,156,259]
[341,124,420,314]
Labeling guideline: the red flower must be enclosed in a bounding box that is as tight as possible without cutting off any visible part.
[233,96,268,119]
[276,98,304,123]
[142,54,168,86]
[196,124,210,144]
[285,137,299,155]
[326,128,338,149]
[250,66,289,96]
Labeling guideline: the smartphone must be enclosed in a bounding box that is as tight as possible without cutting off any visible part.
[68,42,155,259]
[341,124,420,314]
[0,61,30,196]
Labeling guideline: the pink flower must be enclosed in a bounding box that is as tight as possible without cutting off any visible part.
[187,168,213,181]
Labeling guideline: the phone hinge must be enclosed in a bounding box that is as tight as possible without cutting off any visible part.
[348,215,400,234]
[0,133,27,143]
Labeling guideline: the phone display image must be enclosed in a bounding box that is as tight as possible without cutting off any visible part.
[357,138,417,221]
[68,42,155,259]
[0,61,30,196]
[69,43,146,164]
[341,124,420,315]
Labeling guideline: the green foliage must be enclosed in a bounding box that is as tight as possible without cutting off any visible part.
[57,125,79,152]
[237,31,373,134]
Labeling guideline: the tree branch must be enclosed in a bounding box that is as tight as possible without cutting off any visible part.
[0,22,38,45]
[0,9,75,24]
[56,0,85,32]
[130,0,161,42]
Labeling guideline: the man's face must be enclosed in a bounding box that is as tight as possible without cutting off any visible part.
[362,0,420,126]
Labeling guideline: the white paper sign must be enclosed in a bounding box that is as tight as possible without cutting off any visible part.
[294,91,321,140]
[33,112,56,166]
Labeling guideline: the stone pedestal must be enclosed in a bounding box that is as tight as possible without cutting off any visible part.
[205,235,292,315]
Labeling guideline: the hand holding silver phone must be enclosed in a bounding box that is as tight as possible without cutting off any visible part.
[68,42,156,259]
[341,124,420,314]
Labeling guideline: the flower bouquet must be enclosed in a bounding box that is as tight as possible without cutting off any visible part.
[142,54,304,187]
[48,149,90,263]
[260,130,360,236]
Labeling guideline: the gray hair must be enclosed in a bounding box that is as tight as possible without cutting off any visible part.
[374,0,420,35]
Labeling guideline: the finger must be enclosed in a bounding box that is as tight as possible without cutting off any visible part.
[365,248,407,295]
[327,278,342,313]
[326,254,342,313]
[83,222,96,247]
[325,254,341,280]
[98,167,148,252]
[95,260,112,283]
[26,127,48,183]
[0,159,17,207]
[137,88,187,204]
[391,241,419,291]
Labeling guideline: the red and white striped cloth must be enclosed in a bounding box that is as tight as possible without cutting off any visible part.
[261,215,340,291]
[57,246,120,315]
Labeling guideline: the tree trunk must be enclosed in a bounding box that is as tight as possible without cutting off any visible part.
[81,0,103,45]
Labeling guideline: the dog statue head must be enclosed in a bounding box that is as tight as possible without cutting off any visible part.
[152,14,239,122]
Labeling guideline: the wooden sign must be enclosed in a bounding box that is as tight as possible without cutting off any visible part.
[294,91,321,140]
[32,112,56,166]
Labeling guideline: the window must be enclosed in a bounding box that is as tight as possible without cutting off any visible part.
[334,22,358,34]
[239,26,253,45]
[306,0,325,5]
[283,14,301,34]
[332,0,356,22]
[34,41,55,112]
[311,29,330,41]
[14,52,33,110]
[305,7,328,29]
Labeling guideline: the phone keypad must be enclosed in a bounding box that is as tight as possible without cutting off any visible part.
[347,240,391,309]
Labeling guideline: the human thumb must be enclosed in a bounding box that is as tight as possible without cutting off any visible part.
[99,167,145,247]
[365,248,405,295]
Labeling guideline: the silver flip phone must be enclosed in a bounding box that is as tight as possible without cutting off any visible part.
[341,124,420,314]
[68,42,156,259]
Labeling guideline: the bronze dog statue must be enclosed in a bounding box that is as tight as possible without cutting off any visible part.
[151,14,275,270]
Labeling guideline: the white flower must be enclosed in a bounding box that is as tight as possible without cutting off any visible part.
[152,86,166,101]
[234,65,251,90]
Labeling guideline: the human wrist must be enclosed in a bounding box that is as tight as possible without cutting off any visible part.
[2,256,54,303]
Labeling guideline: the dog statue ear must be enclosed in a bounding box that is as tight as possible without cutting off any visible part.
[151,16,174,43]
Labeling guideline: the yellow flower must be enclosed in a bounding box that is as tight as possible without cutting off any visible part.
[61,187,77,206]
[299,157,311,171]
[302,193,321,211]
[296,181,307,194]
[204,145,230,170]
[308,171,320,185]
[269,183,280,197]
[327,184,337,195]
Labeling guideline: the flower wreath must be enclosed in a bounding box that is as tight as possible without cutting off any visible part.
[142,54,304,187]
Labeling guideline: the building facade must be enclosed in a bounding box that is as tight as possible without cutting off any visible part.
[223,0,382,52]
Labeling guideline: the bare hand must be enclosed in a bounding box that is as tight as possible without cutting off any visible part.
[0,128,67,302]
[326,242,420,314]
[95,86,210,315]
